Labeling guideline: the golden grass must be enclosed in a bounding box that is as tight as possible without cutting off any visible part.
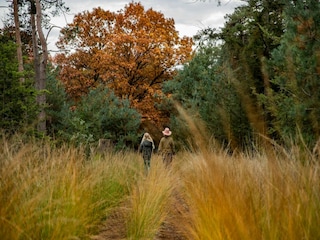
[178,149,320,240]
[125,157,174,239]
[1,133,320,240]
[0,138,138,240]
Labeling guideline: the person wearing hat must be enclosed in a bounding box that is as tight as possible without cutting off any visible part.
[139,132,155,174]
[158,127,175,168]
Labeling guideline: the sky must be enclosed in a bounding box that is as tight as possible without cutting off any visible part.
[0,0,244,54]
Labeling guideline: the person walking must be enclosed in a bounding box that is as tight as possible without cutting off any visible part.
[158,127,175,168]
[139,132,155,174]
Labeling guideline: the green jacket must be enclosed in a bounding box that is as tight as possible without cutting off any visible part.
[158,136,174,154]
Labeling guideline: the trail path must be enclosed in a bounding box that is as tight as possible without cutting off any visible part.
[91,189,189,240]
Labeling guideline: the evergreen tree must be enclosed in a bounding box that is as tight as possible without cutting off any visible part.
[261,0,320,147]
[220,0,285,142]
[163,41,252,151]
[0,36,37,134]
[46,66,72,139]
[54,85,141,149]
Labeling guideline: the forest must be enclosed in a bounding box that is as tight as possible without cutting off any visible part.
[1,0,320,152]
[1,0,320,239]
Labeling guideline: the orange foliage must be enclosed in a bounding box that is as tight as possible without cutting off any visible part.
[54,2,193,125]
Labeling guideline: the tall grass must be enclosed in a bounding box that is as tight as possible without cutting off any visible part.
[171,103,320,240]
[1,132,320,240]
[0,136,138,240]
[125,158,174,239]
[180,149,320,240]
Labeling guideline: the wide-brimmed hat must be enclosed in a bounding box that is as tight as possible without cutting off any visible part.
[162,127,172,136]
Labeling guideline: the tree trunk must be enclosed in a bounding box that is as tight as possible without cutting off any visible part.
[30,0,48,134]
[31,0,48,134]
[13,0,24,82]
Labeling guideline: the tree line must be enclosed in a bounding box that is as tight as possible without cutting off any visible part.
[1,0,320,153]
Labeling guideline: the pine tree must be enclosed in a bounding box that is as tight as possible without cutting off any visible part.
[263,0,320,146]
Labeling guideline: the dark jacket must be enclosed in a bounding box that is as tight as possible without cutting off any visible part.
[139,140,153,160]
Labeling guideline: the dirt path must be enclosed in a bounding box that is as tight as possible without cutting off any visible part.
[91,189,190,240]
[155,189,190,240]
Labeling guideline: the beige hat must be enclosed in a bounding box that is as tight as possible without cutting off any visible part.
[162,127,172,136]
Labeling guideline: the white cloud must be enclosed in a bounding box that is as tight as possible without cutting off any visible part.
[0,0,244,54]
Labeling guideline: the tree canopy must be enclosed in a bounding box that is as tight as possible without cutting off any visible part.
[54,2,193,125]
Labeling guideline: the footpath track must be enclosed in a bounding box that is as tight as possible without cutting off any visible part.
[91,189,190,240]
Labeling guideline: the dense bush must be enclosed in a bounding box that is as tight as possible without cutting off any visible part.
[46,82,141,149]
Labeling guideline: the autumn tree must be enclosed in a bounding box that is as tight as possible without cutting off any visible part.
[55,2,193,125]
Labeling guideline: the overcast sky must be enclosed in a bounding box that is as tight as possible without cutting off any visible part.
[0,0,244,54]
